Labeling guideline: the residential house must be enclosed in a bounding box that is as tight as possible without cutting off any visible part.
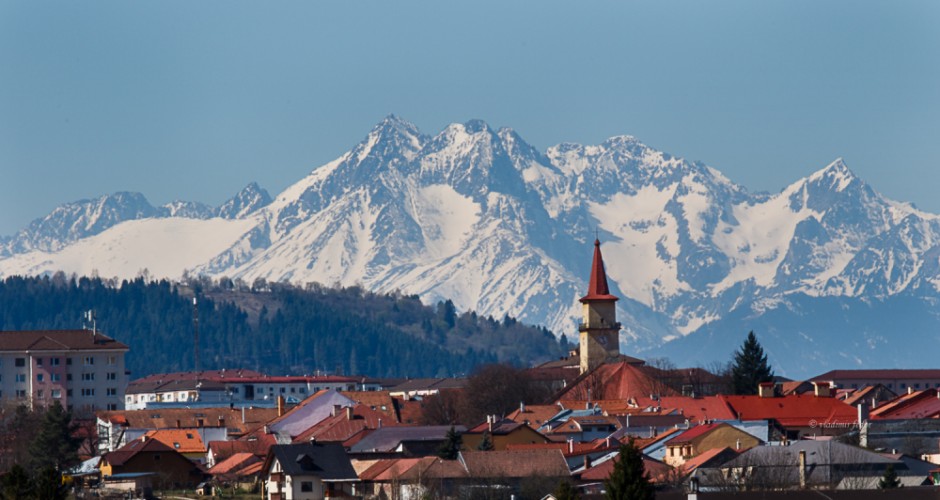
[143,429,207,463]
[662,423,761,468]
[100,435,204,489]
[349,426,467,459]
[462,417,550,451]
[262,442,358,500]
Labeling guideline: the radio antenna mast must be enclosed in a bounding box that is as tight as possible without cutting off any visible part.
[193,297,200,374]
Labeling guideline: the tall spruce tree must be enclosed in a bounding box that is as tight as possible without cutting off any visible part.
[438,425,463,460]
[604,440,654,500]
[731,331,775,395]
[477,430,494,451]
[878,464,901,489]
[28,402,82,472]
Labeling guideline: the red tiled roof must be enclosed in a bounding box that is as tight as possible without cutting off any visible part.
[720,394,857,426]
[654,396,736,421]
[0,330,128,351]
[680,446,738,474]
[664,423,725,446]
[580,456,672,483]
[341,391,401,422]
[208,438,273,462]
[506,404,563,429]
[580,240,619,302]
[556,361,678,402]
[871,389,940,419]
[97,407,278,436]
[291,404,397,444]
[102,436,176,467]
[144,429,205,454]
[209,452,260,476]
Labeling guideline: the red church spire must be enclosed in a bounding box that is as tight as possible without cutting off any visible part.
[580,239,619,303]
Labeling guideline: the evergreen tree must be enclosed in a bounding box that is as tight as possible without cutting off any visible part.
[553,479,580,500]
[878,464,901,489]
[604,440,654,500]
[477,430,494,451]
[0,464,32,499]
[438,425,463,460]
[33,465,68,500]
[730,331,775,395]
[28,402,82,472]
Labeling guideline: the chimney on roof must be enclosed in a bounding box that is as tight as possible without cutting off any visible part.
[736,439,741,451]
[908,387,914,395]
[520,401,525,413]
[218,416,225,428]
[141,435,147,443]
[488,416,493,433]
[798,450,807,489]
[332,404,342,417]
[176,419,181,429]
[858,403,869,426]
[584,455,591,469]
[758,382,775,398]
[568,439,574,454]
[813,382,832,398]
[277,396,285,417]
[346,406,353,421]
[378,418,382,429]
[242,406,246,424]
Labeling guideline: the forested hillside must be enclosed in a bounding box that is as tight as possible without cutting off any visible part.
[0,274,566,378]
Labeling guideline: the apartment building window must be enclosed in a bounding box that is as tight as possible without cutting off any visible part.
[66,357,73,365]
[107,403,118,411]
[107,355,116,365]
[67,389,73,397]
[81,388,95,397]
[67,374,73,381]
[106,388,117,396]
[15,390,26,399]
[106,372,117,381]
[51,389,61,399]
[50,357,60,366]
[82,373,95,381]
[83,356,95,366]
[15,374,26,383]
[36,390,44,399]
[51,373,61,382]
[36,374,44,382]
[35,358,43,366]
[14,358,25,367]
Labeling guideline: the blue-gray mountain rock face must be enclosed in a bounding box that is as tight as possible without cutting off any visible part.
[2,116,939,378]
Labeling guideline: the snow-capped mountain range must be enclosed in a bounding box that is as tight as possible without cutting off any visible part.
[3,116,939,378]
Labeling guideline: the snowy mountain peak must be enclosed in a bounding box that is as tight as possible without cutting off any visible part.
[808,158,857,193]
[217,182,272,219]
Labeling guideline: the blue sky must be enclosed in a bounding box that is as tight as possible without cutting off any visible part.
[2,1,938,236]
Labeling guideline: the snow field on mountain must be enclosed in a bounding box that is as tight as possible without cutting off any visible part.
[0,217,256,280]
[408,184,480,260]
[590,185,684,306]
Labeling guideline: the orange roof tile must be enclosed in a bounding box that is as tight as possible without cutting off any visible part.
[144,429,205,454]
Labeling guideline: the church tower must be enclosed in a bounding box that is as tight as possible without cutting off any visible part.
[579,239,621,374]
